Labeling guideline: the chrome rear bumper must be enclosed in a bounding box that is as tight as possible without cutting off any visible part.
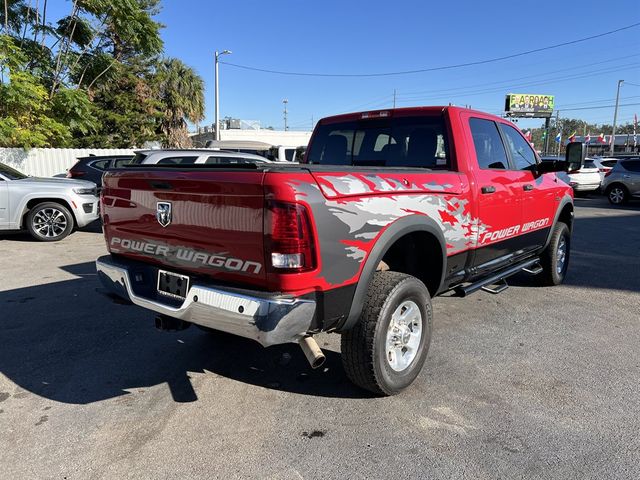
[96,256,316,347]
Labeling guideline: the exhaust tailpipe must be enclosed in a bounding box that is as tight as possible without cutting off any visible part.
[299,336,326,369]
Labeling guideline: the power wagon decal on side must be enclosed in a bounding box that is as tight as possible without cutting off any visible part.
[479,218,550,244]
[286,174,490,287]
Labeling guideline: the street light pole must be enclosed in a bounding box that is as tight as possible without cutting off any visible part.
[214,50,232,141]
[283,99,288,131]
[610,79,624,155]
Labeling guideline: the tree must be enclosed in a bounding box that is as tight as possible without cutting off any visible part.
[0,34,74,147]
[0,0,197,148]
[155,58,204,147]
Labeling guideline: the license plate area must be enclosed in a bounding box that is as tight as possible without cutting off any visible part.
[157,270,190,300]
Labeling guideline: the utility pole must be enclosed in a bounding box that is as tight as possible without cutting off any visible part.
[611,79,624,155]
[214,49,232,141]
[283,99,288,131]
[393,89,396,108]
[556,110,561,157]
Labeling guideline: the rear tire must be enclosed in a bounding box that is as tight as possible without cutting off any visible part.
[606,184,628,205]
[537,221,570,286]
[341,271,432,396]
[26,202,74,242]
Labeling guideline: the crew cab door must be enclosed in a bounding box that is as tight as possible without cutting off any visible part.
[467,117,523,275]
[498,122,557,252]
[0,177,9,227]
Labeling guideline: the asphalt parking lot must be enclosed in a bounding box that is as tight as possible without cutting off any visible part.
[1,196,639,480]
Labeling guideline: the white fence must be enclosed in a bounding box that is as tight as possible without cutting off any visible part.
[0,148,135,178]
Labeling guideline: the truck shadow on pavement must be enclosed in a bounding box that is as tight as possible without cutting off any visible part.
[511,210,640,293]
[0,261,367,404]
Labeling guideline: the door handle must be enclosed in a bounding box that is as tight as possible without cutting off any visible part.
[623,175,631,179]
[523,184,534,191]
[481,185,496,194]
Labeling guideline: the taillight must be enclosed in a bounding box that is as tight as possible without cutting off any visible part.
[604,170,614,177]
[67,169,85,178]
[265,201,316,272]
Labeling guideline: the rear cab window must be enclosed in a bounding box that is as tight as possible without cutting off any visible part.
[306,114,451,169]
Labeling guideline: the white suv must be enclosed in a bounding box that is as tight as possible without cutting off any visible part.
[130,149,278,166]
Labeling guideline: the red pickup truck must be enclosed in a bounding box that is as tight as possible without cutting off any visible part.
[97,106,580,395]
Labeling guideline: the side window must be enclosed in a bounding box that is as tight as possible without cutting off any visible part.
[91,160,110,170]
[156,156,198,165]
[622,160,640,172]
[469,118,509,169]
[500,123,538,171]
[284,149,295,161]
[205,156,254,165]
[113,158,133,168]
[373,133,391,152]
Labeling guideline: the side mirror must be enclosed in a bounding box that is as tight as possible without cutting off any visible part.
[565,142,587,172]
[537,159,568,174]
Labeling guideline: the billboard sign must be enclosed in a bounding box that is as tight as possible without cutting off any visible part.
[505,93,554,118]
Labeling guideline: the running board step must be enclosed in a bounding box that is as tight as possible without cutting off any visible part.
[522,262,543,275]
[454,257,540,297]
[481,279,509,294]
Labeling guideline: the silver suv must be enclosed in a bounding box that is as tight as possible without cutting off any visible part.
[0,163,99,241]
[130,149,281,165]
[602,158,640,205]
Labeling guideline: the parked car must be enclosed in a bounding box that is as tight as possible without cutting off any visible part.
[601,158,640,205]
[96,106,574,395]
[67,155,134,187]
[0,163,99,241]
[266,145,302,162]
[542,155,601,194]
[130,149,279,166]
[590,157,618,182]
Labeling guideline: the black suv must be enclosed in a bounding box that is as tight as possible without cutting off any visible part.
[67,155,134,188]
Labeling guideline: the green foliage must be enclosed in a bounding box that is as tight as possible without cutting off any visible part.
[0,1,205,149]
[156,58,205,147]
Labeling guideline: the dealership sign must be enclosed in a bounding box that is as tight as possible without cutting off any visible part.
[505,93,554,118]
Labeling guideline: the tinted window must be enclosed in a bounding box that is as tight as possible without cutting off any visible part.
[0,163,27,179]
[500,123,537,171]
[205,156,259,165]
[306,115,450,169]
[285,149,295,161]
[469,118,509,169]
[156,156,198,165]
[113,158,133,168]
[583,160,597,169]
[601,160,617,168]
[130,152,148,164]
[621,160,640,172]
[91,160,110,170]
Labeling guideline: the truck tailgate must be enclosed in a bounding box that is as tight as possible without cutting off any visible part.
[101,168,267,287]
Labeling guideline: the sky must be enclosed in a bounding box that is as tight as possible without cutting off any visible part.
[51,0,640,132]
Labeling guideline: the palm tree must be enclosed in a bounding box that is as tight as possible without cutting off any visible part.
[156,58,204,147]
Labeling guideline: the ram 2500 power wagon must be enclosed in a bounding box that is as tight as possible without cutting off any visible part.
[96,106,579,395]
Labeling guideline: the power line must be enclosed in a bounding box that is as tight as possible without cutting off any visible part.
[394,63,640,103]
[558,102,640,112]
[395,54,640,97]
[220,22,640,78]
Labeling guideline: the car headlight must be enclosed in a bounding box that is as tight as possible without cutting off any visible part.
[73,187,97,196]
